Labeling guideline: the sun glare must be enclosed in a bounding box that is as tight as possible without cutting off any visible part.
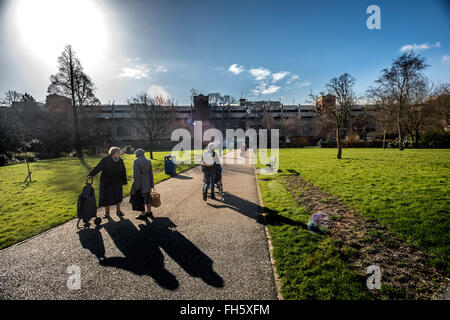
[11,0,109,71]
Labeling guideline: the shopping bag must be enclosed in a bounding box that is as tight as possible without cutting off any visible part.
[150,189,161,207]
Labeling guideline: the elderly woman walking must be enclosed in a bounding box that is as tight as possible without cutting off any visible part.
[87,147,127,219]
[130,148,155,220]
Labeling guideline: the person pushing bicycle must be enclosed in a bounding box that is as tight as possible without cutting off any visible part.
[201,142,221,201]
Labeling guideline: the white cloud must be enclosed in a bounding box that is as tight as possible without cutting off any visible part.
[156,65,168,73]
[252,83,281,95]
[400,43,430,52]
[286,74,299,84]
[272,71,290,83]
[228,63,245,74]
[118,59,168,79]
[148,85,171,100]
[117,64,149,79]
[442,55,450,64]
[400,41,441,52]
[224,64,309,97]
[249,67,271,80]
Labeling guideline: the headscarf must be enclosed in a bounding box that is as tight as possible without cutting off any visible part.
[134,148,145,158]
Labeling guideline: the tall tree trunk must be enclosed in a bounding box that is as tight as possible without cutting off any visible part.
[72,104,82,157]
[397,120,403,151]
[415,130,420,147]
[336,126,342,159]
[149,137,154,160]
[383,127,387,150]
[69,52,82,158]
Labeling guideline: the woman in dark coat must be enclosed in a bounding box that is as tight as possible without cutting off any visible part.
[130,148,154,220]
[87,147,127,219]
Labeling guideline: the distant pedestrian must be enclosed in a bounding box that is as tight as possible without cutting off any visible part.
[240,142,246,157]
[87,147,127,219]
[130,148,155,220]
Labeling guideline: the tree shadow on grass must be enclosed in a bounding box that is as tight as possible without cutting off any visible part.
[79,157,91,171]
[263,207,308,230]
[14,180,36,192]
[207,192,261,221]
[93,216,223,290]
[207,192,307,229]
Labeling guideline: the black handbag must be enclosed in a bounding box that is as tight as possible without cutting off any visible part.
[77,177,101,228]
[130,189,145,212]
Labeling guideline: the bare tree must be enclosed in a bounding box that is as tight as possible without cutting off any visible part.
[1,90,23,106]
[128,92,176,159]
[47,45,99,157]
[190,88,200,105]
[402,79,434,145]
[220,94,236,105]
[208,92,236,106]
[208,92,221,106]
[152,94,173,106]
[16,93,42,142]
[367,87,395,149]
[430,83,450,131]
[372,51,428,150]
[74,73,100,107]
[354,106,376,141]
[316,73,358,159]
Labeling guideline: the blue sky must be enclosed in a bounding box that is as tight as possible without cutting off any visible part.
[0,0,449,105]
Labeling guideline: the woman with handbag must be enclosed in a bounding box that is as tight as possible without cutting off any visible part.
[87,147,127,219]
[130,148,155,220]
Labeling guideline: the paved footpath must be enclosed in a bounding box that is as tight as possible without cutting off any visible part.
[0,151,277,300]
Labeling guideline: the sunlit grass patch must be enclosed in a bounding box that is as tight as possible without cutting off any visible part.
[0,151,196,249]
[256,148,450,299]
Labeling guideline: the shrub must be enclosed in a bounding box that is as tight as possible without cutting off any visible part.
[388,138,414,149]
[418,130,450,148]
[317,140,335,148]
[0,151,15,166]
[0,154,9,166]
[37,152,59,160]
[343,140,385,148]
[14,152,36,162]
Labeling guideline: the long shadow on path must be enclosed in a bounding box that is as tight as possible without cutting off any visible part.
[78,226,105,261]
[207,192,308,229]
[89,216,223,291]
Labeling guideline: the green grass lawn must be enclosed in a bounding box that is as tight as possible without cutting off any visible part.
[256,148,449,299]
[0,151,196,249]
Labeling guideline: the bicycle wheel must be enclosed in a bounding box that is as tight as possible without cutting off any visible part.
[216,182,224,201]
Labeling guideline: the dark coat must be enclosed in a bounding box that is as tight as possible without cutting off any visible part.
[89,155,127,186]
[130,189,145,212]
[131,155,154,195]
